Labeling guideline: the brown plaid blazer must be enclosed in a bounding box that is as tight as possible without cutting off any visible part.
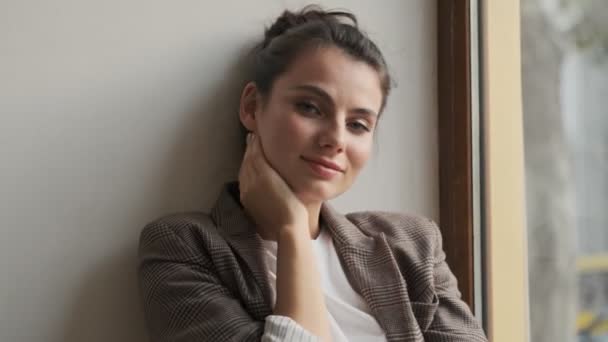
[138,181,488,341]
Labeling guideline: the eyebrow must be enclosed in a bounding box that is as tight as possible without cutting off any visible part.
[288,84,378,117]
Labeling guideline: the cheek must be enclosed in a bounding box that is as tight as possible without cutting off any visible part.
[261,113,311,165]
[274,114,314,149]
[347,141,373,174]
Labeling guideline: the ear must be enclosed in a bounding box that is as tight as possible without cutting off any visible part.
[239,81,261,132]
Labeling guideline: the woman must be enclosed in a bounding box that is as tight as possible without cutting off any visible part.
[138,5,487,342]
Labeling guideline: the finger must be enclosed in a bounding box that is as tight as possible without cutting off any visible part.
[238,159,249,186]
[245,132,260,165]
[248,133,264,174]
[239,133,255,186]
[252,133,272,168]
[239,160,256,201]
[244,133,253,156]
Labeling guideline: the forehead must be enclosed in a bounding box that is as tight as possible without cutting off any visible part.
[272,46,383,110]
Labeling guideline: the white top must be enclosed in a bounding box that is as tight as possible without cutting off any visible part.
[261,225,388,342]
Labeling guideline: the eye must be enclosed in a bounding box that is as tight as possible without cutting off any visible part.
[348,121,371,133]
[295,101,321,115]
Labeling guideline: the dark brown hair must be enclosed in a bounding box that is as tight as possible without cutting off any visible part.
[251,4,392,115]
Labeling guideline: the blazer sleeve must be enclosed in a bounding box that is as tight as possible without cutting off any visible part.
[423,222,489,342]
[137,218,320,342]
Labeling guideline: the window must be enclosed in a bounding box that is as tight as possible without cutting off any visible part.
[522,0,608,341]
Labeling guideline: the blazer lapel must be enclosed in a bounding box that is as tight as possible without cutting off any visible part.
[321,202,424,342]
[210,182,274,319]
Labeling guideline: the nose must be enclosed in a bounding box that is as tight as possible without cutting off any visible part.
[318,120,346,154]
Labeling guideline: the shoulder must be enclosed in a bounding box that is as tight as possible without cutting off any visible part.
[345,210,442,250]
[346,210,440,238]
[138,211,219,250]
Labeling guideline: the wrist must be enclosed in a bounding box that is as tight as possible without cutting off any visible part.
[277,224,309,244]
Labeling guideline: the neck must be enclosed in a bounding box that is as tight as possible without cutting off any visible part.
[305,201,323,240]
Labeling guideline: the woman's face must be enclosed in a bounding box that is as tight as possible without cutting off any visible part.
[247,46,383,204]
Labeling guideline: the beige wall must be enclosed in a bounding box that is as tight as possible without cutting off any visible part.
[0,1,437,341]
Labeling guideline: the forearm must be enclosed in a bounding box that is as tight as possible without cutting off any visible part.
[273,226,332,341]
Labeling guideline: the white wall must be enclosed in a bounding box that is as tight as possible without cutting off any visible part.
[0,1,437,341]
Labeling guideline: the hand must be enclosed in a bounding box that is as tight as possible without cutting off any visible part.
[238,132,309,241]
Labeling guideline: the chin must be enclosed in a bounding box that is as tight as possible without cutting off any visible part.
[292,179,345,203]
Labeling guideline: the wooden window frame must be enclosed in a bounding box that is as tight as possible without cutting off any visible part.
[437,0,475,309]
[438,1,529,341]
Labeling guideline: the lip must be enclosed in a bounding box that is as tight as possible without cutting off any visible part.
[301,156,344,172]
[301,156,344,181]
[304,159,340,180]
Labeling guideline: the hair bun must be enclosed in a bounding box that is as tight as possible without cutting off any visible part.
[262,5,357,48]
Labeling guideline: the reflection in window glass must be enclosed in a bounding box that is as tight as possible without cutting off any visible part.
[522,0,608,341]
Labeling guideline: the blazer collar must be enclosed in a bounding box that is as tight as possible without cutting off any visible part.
[209,181,375,246]
[210,181,423,341]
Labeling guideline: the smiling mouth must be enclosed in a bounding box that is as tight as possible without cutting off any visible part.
[301,156,344,172]
[302,157,342,180]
